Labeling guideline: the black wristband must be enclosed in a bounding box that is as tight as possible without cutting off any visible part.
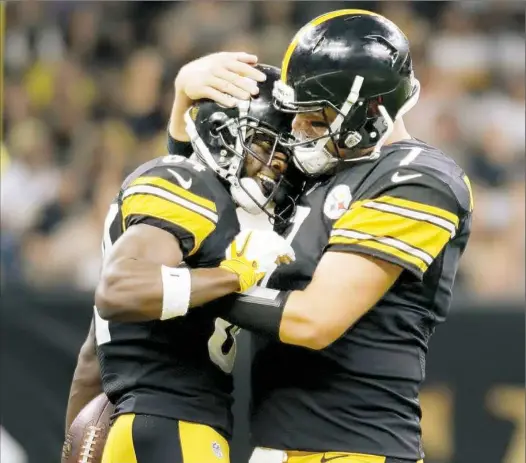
[167,129,193,158]
[219,290,291,341]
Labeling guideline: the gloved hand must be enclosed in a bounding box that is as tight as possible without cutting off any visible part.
[219,229,295,292]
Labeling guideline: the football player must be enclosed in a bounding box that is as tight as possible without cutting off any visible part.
[201,10,474,463]
[65,60,297,463]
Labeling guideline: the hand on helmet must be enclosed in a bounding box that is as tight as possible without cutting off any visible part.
[175,52,267,108]
[219,229,295,293]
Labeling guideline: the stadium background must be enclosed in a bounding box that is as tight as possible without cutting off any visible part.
[1,1,524,463]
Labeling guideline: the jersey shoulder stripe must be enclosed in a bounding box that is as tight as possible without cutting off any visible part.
[119,162,223,257]
[127,176,218,218]
[329,201,451,276]
[328,233,430,275]
[327,150,465,279]
[367,196,459,234]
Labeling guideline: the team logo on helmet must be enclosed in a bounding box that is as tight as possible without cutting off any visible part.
[323,184,352,220]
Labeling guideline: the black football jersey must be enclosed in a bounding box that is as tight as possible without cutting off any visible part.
[250,139,473,458]
[94,154,240,438]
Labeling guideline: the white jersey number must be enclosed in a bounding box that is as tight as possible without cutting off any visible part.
[93,203,119,346]
[208,318,241,374]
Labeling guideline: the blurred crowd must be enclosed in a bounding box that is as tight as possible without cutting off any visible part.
[2,1,524,301]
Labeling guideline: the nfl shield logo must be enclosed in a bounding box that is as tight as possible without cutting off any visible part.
[212,441,223,458]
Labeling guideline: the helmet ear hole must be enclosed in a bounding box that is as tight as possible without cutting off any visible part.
[209,112,230,137]
[210,125,220,138]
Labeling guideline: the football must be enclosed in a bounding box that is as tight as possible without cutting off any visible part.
[62,393,114,463]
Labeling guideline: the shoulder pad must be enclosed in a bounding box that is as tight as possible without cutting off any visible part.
[353,142,473,213]
[121,155,223,206]
[119,155,237,258]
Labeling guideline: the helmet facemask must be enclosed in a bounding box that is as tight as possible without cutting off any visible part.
[185,104,294,220]
[273,76,421,176]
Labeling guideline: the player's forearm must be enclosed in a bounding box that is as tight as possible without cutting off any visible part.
[168,86,193,142]
[65,322,102,433]
[220,289,331,350]
[278,290,334,349]
[190,267,241,307]
[95,258,240,322]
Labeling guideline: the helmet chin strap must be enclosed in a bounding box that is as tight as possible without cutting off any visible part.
[292,145,338,175]
[230,177,269,215]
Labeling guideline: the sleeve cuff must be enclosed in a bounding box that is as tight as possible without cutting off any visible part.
[167,130,193,157]
[325,243,424,281]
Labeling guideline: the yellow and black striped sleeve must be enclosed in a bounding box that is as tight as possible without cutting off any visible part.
[326,174,462,279]
[120,173,218,258]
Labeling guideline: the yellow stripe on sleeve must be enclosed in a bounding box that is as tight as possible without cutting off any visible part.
[372,196,459,228]
[121,192,216,256]
[329,194,460,273]
[130,176,217,213]
[462,175,474,212]
[333,204,453,261]
[329,230,431,272]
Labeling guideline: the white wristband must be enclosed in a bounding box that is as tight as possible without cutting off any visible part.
[160,265,191,320]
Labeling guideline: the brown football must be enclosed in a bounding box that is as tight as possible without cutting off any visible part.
[62,393,114,463]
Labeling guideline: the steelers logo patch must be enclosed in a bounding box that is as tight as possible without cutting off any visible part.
[323,184,352,220]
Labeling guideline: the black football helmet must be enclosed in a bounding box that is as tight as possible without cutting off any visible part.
[185,64,298,221]
[273,9,420,175]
